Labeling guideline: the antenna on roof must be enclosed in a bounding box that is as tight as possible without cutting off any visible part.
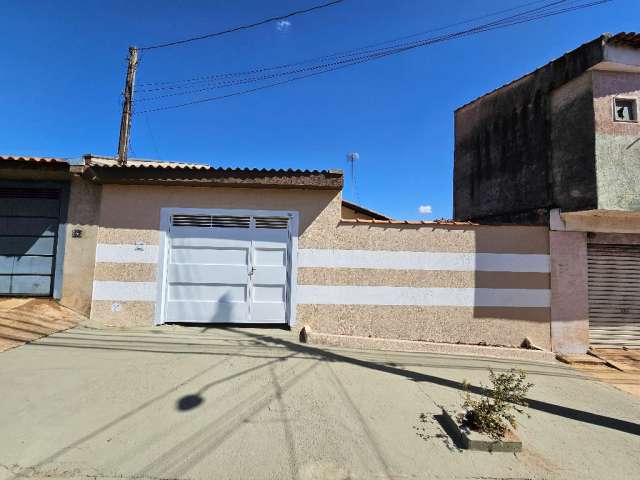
[346,152,359,202]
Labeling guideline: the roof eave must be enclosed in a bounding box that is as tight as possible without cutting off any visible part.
[84,165,343,190]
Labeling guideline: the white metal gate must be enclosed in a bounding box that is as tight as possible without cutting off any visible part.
[163,213,291,324]
[588,243,640,348]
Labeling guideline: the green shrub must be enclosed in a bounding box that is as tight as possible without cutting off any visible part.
[461,368,533,440]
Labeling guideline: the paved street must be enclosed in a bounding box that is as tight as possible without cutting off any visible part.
[1,325,639,480]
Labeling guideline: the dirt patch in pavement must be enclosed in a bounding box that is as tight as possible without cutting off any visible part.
[0,298,85,352]
[559,349,640,399]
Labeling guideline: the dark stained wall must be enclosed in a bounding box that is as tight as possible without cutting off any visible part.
[549,73,598,212]
[454,37,605,223]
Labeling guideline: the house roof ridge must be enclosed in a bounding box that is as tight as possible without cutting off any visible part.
[455,32,640,112]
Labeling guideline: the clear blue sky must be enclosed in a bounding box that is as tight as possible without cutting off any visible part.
[1,0,637,219]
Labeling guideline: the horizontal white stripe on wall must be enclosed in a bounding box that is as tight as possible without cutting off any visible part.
[298,249,550,273]
[297,285,551,308]
[95,244,159,263]
[92,281,157,301]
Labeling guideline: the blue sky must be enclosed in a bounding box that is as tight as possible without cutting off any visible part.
[1,0,638,219]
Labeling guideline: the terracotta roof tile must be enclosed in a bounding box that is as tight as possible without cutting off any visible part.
[341,218,478,226]
[608,32,640,47]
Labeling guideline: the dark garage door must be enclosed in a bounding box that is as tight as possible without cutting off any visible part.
[588,243,640,348]
[0,188,61,296]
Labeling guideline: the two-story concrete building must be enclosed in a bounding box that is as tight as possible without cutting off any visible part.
[454,32,640,351]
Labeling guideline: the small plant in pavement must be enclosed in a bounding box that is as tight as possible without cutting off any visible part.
[460,368,533,440]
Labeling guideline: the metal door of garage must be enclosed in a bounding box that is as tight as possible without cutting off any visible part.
[588,244,640,348]
[164,214,290,324]
[0,188,60,296]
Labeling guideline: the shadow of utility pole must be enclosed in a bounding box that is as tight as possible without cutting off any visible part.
[230,328,640,437]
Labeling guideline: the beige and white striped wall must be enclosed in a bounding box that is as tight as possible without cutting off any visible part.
[296,219,551,349]
[89,185,551,348]
[89,184,342,327]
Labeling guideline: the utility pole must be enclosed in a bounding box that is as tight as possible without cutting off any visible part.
[117,46,139,165]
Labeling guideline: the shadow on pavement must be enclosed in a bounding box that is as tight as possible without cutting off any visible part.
[230,329,640,437]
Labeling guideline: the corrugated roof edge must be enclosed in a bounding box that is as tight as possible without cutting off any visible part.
[0,155,69,164]
[85,155,341,175]
[455,32,639,112]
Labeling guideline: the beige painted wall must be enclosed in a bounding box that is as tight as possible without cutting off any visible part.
[90,185,341,326]
[59,176,101,316]
[549,231,589,354]
[89,183,552,350]
[298,222,551,349]
[560,210,640,234]
[97,185,341,245]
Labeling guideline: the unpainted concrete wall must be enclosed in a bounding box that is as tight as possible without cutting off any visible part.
[59,176,101,316]
[549,72,597,211]
[593,70,640,211]
[454,38,606,223]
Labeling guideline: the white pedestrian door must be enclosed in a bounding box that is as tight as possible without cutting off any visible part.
[164,214,290,324]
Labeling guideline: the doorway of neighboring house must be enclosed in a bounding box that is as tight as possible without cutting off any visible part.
[0,183,67,297]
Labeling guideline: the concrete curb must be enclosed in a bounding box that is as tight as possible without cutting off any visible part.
[440,407,522,452]
[302,329,557,363]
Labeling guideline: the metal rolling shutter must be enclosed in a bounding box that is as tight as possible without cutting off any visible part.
[0,188,61,296]
[588,244,640,348]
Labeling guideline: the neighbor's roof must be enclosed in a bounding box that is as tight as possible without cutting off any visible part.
[0,155,69,164]
[341,218,477,226]
[456,32,640,111]
[86,155,212,170]
[608,31,640,48]
[341,199,391,220]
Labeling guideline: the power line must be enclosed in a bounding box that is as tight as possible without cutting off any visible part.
[144,113,161,159]
[139,0,346,51]
[135,0,613,114]
[135,0,577,102]
[136,0,558,89]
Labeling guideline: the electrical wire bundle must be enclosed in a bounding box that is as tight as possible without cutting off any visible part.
[133,0,614,113]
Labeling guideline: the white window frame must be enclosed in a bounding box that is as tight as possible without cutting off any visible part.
[154,207,299,327]
[612,96,638,123]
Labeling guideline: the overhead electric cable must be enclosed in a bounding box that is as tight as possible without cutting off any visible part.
[135,0,575,101]
[136,0,562,89]
[135,0,613,113]
[139,0,345,51]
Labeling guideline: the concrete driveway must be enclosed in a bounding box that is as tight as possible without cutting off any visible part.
[1,326,639,480]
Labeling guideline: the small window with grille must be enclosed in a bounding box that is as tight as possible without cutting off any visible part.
[613,97,638,122]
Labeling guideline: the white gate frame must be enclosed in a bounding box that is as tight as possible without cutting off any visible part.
[154,207,300,327]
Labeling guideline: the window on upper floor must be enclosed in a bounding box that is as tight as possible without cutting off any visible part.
[613,97,638,122]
